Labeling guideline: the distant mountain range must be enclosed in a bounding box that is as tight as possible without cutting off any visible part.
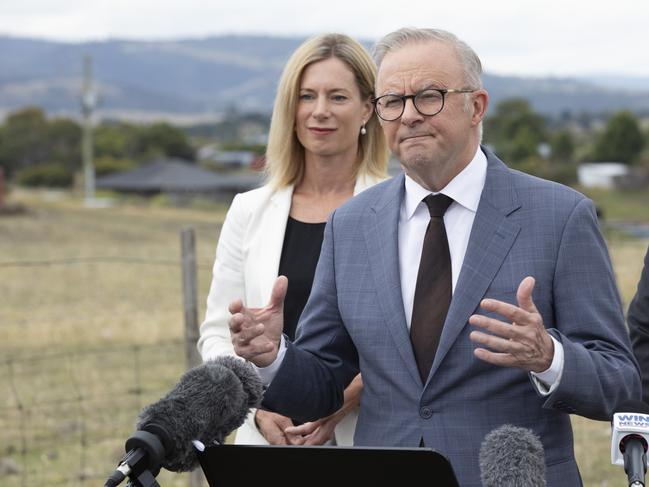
[1,35,648,121]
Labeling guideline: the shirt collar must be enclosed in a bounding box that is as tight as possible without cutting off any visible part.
[403,146,487,220]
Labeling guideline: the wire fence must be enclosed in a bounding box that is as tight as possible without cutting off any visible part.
[1,341,187,486]
[1,227,215,487]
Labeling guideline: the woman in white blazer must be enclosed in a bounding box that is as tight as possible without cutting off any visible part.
[197,33,388,446]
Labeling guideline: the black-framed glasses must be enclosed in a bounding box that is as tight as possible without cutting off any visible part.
[372,88,476,121]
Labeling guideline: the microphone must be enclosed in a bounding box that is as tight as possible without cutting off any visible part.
[611,399,649,487]
[104,356,263,487]
[479,424,546,487]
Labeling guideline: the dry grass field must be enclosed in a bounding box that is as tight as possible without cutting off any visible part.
[1,189,225,486]
[1,187,648,486]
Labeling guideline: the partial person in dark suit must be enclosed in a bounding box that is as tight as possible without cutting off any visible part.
[629,245,649,403]
[228,27,641,486]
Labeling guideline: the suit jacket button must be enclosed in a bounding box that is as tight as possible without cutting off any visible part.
[420,407,432,419]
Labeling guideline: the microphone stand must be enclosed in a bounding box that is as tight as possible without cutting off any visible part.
[121,443,161,487]
[104,430,165,487]
[126,471,161,487]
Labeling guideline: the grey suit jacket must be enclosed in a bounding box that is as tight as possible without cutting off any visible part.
[263,148,641,486]
[629,245,649,403]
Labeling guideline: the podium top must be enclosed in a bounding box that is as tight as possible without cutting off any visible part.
[199,444,459,486]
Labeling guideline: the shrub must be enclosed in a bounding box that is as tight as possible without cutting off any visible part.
[94,157,135,177]
[15,163,74,188]
[511,156,578,186]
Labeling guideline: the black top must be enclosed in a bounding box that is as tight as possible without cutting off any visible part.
[278,216,326,341]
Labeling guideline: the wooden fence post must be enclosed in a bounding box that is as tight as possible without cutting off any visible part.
[180,227,205,487]
[181,227,202,368]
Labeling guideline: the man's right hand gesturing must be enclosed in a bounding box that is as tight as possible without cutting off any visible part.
[228,276,288,367]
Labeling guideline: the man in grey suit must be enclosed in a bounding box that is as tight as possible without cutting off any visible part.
[629,245,649,403]
[228,28,640,486]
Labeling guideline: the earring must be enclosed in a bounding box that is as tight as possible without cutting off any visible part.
[360,122,367,136]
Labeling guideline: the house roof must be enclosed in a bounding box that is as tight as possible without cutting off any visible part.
[96,158,263,193]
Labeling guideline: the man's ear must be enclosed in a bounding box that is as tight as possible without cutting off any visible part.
[470,89,489,126]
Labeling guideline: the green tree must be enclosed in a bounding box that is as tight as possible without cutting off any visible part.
[94,121,196,163]
[509,126,542,163]
[15,163,74,187]
[94,122,139,159]
[136,123,195,161]
[47,118,82,169]
[592,111,645,164]
[550,130,575,163]
[94,156,136,177]
[0,107,50,176]
[483,98,548,165]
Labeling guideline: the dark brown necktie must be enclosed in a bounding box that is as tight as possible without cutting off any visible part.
[410,193,453,382]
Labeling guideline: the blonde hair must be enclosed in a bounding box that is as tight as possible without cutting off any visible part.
[265,33,388,189]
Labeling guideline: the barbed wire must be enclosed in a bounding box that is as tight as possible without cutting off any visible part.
[0,256,212,269]
[1,341,186,486]
[1,253,207,487]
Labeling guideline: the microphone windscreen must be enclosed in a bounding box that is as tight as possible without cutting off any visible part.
[136,358,262,472]
[479,424,546,487]
[211,355,264,408]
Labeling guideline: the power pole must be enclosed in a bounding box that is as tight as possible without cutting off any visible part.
[0,166,5,211]
[81,54,96,206]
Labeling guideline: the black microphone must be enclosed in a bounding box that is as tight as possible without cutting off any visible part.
[104,356,263,487]
[479,424,546,487]
[611,399,649,487]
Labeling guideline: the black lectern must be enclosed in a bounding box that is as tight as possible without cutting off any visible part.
[198,444,459,486]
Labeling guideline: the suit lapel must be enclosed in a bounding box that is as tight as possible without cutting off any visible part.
[428,152,522,381]
[257,185,293,304]
[364,174,423,386]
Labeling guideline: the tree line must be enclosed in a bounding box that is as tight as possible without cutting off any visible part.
[483,99,647,185]
[0,100,647,188]
[0,107,194,186]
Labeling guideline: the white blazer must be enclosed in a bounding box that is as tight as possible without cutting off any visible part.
[198,173,383,445]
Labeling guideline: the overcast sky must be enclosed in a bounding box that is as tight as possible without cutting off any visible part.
[1,0,648,78]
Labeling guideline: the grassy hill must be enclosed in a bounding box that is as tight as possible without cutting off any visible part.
[2,35,649,119]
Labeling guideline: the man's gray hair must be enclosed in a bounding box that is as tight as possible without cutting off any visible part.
[373,28,483,89]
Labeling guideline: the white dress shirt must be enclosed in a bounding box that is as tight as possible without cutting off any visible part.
[399,148,486,326]
[258,147,563,394]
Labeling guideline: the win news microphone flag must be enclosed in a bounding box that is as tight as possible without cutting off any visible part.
[611,400,649,487]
